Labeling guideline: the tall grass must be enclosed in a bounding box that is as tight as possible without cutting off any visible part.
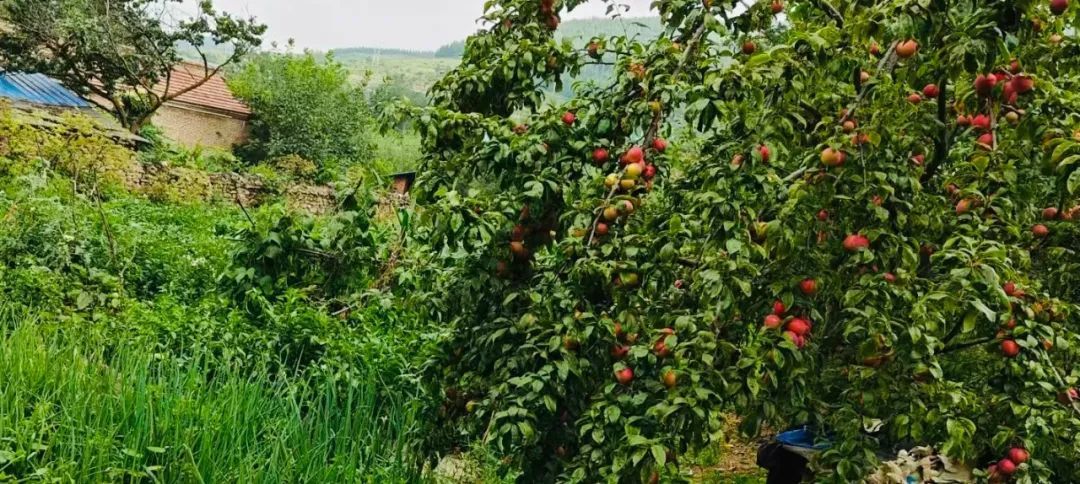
[0,308,423,483]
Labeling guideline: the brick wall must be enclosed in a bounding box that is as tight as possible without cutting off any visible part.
[152,103,249,150]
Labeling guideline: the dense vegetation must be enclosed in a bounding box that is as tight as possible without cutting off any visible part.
[403,0,1080,482]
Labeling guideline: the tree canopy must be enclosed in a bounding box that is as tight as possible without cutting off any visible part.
[399,0,1080,481]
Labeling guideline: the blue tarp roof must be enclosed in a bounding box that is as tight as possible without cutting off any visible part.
[0,72,91,108]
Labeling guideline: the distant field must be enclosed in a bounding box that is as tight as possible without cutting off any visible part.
[339,54,459,93]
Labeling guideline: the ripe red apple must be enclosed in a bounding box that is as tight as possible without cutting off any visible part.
[816,209,829,221]
[974,74,998,97]
[611,344,629,359]
[587,41,601,58]
[596,223,609,236]
[562,111,577,125]
[1033,224,1050,238]
[773,300,786,315]
[895,39,919,58]
[1002,82,1018,105]
[653,339,672,358]
[1008,448,1029,465]
[869,42,881,57]
[907,93,923,104]
[624,146,645,165]
[820,147,844,166]
[1003,282,1018,296]
[842,120,857,133]
[1011,75,1034,94]
[972,114,991,131]
[764,314,783,329]
[883,272,897,283]
[799,278,818,295]
[615,367,634,385]
[787,318,811,336]
[1060,387,1079,405]
[923,84,940,98]
[997,458,1017,475]
[843,234,870,252]
[674,279,685,289]
[770,0,784,13]
[977,133,994,150]
[510,241,529,258]
[662,370,678,389]
[1051,0,1069,15]
[956,115,971,127]
[912,154,925,165]
[758,144,771,163]
[1043,207,1059,219]
[1001,339,1021,358]
[742,41,757,55]
[652,138,668,152]
[593,148,609,164]
[643,164,657,179]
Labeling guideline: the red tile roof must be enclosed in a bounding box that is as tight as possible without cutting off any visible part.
[156,62,250,118]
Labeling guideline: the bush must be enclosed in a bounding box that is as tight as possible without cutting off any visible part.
[229,51,374,174]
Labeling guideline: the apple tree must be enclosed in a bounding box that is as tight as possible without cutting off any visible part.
[402,0,1080,481]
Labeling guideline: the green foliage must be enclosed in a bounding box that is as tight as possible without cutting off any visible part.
[0,0,265,131]
[0,312,422,483]
[407,0,1080,481]
[229,51,375,173]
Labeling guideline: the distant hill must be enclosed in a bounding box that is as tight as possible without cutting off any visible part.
[177,17,664,104]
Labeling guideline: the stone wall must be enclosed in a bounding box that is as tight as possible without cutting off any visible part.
[152,103,249,150]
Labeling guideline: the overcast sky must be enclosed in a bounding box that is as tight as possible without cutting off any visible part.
[194,0,655,51]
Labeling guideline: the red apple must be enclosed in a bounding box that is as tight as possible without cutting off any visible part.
[912,154,926,165]
[956,199,972,215]
[923,84,940,98]
[800,278,818,295]
[764,314,783,329]
[742,41,757,55]
[820,147,844,166]
[596,223,609,236]
[1004,282,1018,296]
[562,111,576,125]
[758,144,771,163]
[592,148,609,164]
[1032,224,1050,238]
[972,114,991,131]
[907,93,923,104]
[1011,75,1034,94]
[1001,339,1021,358]
[787,318,811,336]
[860,70,872,84]
[770,0,784,13]
[895,39,919,58]
[773,300,786,315]
[611,344,629,359]
[974,74,998,97]
[652,138,668,152]
[884,272,897,283]
[1051,0,1069,15]
[842,120,857,133]
[843,234,870,252]
[817,209,829,221]
[997,458,1017,475]
[869,42,881,56]
[1043,207,1059,219]
[1008,448,1029,465]
[1009,59,1021,74]
[643,164,657,180]
[615,367,634,385]
[977,133,994,150]
[623,146,645,165]
[956,115,971,127]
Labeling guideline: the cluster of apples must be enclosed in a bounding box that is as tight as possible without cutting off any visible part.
[539,0,560,30]
[763,300,811,349]
[610,323,678,388]
[594,142,663,234]
[986,447,1029,482]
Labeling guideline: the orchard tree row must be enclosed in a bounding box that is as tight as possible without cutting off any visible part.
[397,0,1080,481]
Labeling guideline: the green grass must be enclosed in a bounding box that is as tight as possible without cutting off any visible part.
[0,308,424,483]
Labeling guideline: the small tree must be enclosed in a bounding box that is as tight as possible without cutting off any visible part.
[228,50,373,171]
[0,0,265,132]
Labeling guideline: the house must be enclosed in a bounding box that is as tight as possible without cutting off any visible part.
[150,62,250,150]
[0,71,144,145]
